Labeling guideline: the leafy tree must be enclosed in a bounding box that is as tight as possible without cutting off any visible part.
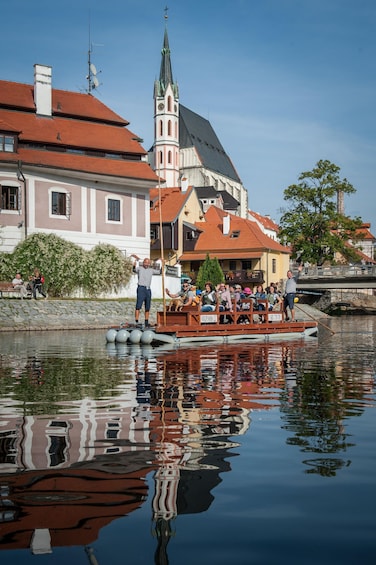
[279,160,363,265]
[196,254,224,289]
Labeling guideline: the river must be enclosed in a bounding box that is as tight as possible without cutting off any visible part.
[0,316,375,565]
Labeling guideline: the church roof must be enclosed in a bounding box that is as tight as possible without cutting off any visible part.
[179,104,242,184]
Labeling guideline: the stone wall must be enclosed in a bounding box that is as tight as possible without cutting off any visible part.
[0,299,162,332]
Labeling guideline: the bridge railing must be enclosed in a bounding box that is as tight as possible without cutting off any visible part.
[301,265,376,278]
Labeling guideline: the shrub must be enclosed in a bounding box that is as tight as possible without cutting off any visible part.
[0,233,133,297]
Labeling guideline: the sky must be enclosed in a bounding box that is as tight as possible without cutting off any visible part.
[2,0,376,233]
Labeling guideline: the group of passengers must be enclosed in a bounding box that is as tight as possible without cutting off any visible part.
[168,265,302,323]
[186,280,282,323]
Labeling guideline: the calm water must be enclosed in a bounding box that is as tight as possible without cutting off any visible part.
[0,317,375,565]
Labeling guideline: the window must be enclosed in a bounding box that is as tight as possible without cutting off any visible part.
[50,190,71,219]
[52,191,66,215]
[272,258,276,274]
[0,134,15,153]
[150,226,159,240]
[108,198,120,222]
[167,120,172,136]
[159,120,163,136]
[1,185,19,210]
[168,150,172,164]
[230,230,240,238]
[167,96,172,112]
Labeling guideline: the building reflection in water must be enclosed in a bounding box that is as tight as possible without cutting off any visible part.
[0,335,372,561]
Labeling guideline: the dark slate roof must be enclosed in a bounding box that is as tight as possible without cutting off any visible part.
[179,105,242,183]
[195,186,240,211]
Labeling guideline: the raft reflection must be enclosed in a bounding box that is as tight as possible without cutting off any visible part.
[1,334,371,560]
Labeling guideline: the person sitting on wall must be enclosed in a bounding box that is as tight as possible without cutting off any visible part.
[12,272,29,298]
[30,268,47,299]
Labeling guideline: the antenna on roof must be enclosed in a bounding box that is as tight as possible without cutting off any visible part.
[87,43,102,93]
[86,18,102,93]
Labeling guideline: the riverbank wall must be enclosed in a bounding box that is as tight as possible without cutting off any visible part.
[0,299,330,332]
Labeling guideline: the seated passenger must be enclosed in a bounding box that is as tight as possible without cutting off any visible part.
[217,283,233,312]
[200,282,217,311]
[254,285,266,310]
[266,285,282,310]
[166,282,195,307]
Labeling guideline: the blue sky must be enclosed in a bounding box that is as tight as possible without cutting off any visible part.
[2,0,376,234]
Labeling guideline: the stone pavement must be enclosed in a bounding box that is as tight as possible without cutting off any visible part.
[0,299,161,332]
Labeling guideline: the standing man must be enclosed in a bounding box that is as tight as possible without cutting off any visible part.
[131,255,161,327]
[283,264,302,321]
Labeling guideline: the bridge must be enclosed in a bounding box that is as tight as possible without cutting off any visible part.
[297,265,376,292]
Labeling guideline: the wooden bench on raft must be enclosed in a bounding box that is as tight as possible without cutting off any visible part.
[157,298,284,327]
[0,281,31,299]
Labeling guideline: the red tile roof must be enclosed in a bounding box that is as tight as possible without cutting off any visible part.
[0,80,128,125]
[150,186,194,223]
[248,210,279,232]
[180,206,289,260]
[0,79,158,184]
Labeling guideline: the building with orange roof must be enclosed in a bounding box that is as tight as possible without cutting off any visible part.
[248,210,280,241]
[150,182,203,263]
[0,64,158,255]
[150,184,290,287]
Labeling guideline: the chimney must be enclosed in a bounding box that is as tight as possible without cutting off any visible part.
[34,64,52,116]
[223,214,230,235]
[181,177,189,192]
[337,190,344,215]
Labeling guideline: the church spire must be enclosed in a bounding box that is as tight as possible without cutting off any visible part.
[152,7,180,187]
[154,8,179,98]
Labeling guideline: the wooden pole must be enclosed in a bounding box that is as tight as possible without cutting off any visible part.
[295,303,335,335]
[158,171,167,325]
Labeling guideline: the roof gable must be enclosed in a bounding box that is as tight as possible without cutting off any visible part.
[150,186,197,223]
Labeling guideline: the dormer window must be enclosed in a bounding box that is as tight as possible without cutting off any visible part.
[230,230,240,238]
[0,133,16,153]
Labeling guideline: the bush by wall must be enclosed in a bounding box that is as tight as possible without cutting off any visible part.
[0,233,133,298]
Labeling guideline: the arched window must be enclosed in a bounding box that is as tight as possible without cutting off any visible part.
[159,120,163,136]
[159,151,163,165]
[167,96,172,112]
[168,151,172,164]
[167,120,172,136]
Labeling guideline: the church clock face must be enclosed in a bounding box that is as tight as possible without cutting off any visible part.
[158,103,164,110]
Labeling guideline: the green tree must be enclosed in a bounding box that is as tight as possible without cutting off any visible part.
[196,254,224,289]
[279,160,363,265]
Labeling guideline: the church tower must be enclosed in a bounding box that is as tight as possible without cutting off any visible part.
[152,14,180,187]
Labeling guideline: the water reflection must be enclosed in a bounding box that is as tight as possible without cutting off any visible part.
[0,321,375,563]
